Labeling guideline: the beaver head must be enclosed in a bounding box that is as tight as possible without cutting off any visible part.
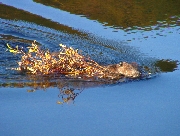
[106,62,140,78]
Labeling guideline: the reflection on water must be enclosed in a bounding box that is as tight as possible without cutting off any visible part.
[155,59,179,72]
[32,0,180,42]
[0,77,112,104]
[0,3,86,37]
[34,0,180,32]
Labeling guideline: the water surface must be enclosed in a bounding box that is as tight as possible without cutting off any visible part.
[0,1,180,136]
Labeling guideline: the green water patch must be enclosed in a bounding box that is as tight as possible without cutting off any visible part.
[155,59,179,72]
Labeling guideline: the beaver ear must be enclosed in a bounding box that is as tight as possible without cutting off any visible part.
[118,62,123,66]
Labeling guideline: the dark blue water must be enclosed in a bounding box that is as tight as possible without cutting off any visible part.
[0,0,180,136]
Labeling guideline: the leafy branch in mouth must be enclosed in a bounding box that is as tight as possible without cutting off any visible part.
[6,40,106,79]
[6,40,141,80]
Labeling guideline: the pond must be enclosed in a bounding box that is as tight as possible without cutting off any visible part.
[0,0,180,136]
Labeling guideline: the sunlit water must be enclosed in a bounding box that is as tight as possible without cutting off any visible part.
[0,1,180,136]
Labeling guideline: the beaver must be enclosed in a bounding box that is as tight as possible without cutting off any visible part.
[103,62,140,79]
[13,42,141,80]
[52,52,140,79]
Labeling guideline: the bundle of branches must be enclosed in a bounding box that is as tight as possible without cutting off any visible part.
[7,41,106,79]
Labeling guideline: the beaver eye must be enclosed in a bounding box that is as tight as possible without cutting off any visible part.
[118,62,123,66]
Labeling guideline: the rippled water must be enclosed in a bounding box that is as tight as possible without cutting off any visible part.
[0,1,180,136]
[0,18,160,85]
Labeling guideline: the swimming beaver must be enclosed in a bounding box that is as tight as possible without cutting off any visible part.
[10,42,140,80]
[52,52,140,79]
[103,62,140,79]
